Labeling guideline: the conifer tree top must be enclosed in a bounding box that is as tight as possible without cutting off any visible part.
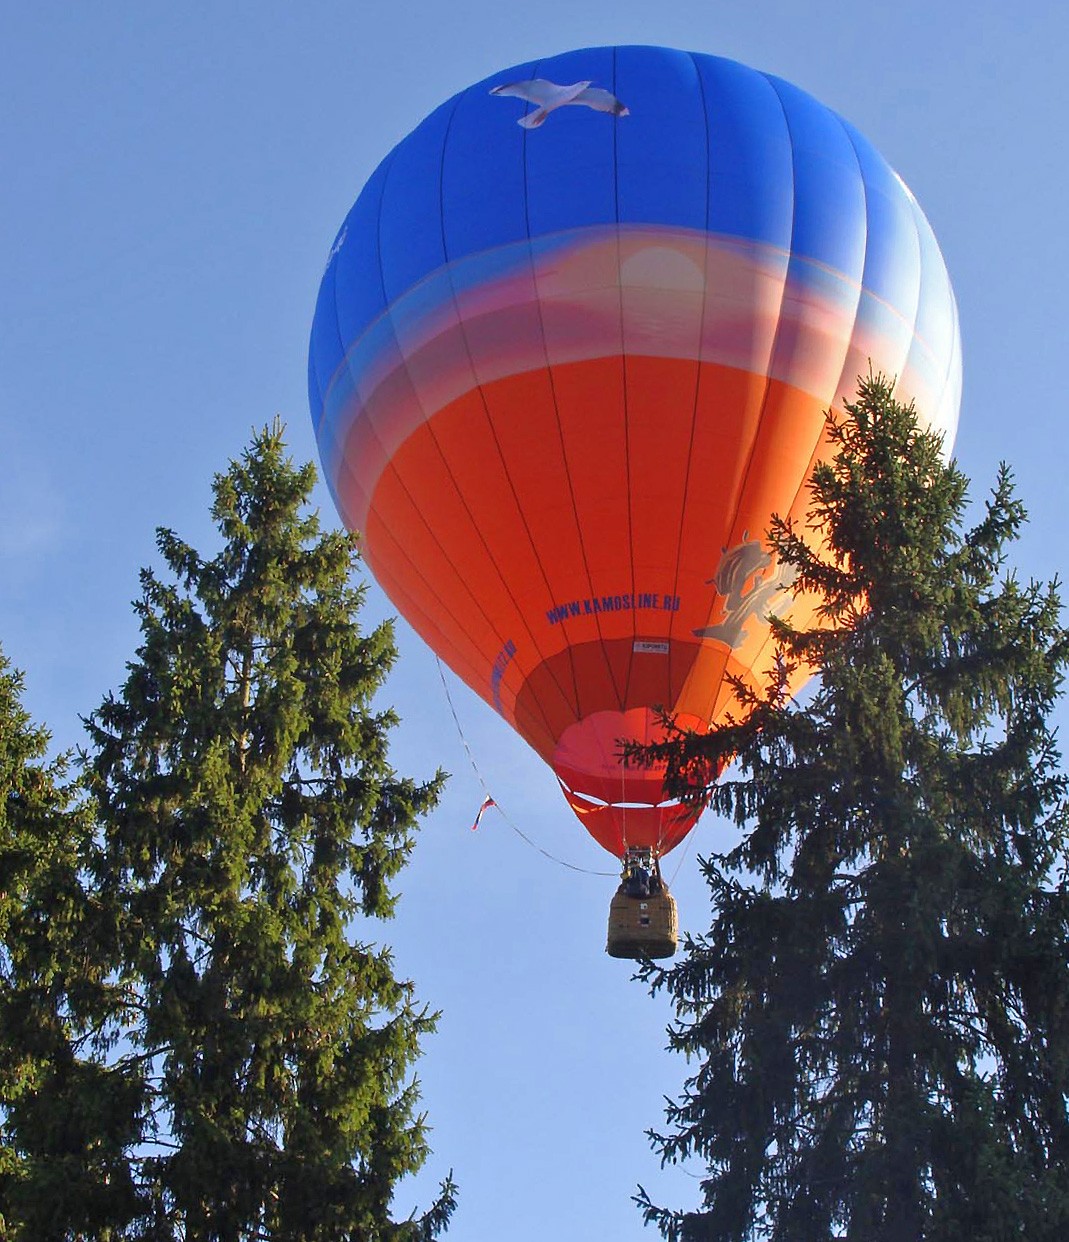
[635,378,1069,1242]
[2,429,456,1240]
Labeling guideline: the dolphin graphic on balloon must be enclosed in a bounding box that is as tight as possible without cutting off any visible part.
[308,46,960,954]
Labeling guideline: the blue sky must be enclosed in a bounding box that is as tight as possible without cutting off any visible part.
[3,2,1067,1237]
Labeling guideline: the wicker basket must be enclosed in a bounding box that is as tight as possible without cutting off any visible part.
[606,881,678,959]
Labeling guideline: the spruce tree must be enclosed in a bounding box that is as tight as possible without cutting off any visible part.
[80,424,455,1240]
[636,378,1069,1241]
[0,650,146,1239]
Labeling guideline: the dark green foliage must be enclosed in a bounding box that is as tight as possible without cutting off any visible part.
[635,379,1069,1241]
[0,652,147,1239]
[0,425,454,1240]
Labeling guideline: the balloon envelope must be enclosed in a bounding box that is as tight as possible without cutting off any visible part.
[309,46,961,858]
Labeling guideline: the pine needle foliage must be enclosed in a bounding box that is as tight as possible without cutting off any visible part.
[2,424,455,1240]
[634,378,1069,1242]
[1,651,146,1239]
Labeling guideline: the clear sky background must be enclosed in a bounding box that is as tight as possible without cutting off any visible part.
[2,2,1067,1237]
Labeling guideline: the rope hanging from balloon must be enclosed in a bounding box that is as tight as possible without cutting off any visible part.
[434,657,617,877]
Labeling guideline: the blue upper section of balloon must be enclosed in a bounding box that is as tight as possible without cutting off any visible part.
[310,45,957,426]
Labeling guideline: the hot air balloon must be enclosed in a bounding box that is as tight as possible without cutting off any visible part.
[308,46,960,956]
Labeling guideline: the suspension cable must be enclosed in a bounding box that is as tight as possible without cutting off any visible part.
[434,657,616,877]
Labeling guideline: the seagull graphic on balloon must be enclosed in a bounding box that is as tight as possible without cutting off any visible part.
[490,78,629,127]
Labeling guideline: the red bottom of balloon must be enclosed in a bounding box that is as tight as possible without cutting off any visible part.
[550,707,708,857]
[558,786,701,859]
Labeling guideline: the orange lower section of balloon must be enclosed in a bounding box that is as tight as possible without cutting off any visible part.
[336,352,832,858]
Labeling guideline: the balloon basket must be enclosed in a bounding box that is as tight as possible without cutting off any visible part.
[606,851,678,960]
